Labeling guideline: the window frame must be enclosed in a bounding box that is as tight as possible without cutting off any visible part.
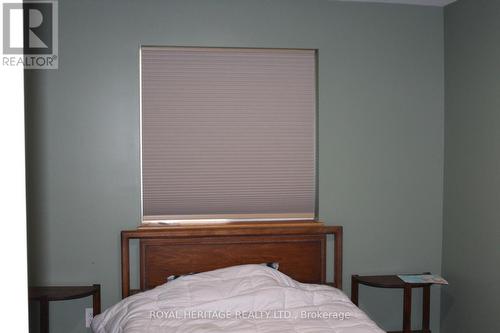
[139,46,319,225]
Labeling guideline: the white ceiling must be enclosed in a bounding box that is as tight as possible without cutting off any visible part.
[336,0,457,6]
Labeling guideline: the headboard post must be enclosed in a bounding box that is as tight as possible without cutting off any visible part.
[121,231,131,299]
[121,222,343,298]
[334,226,343,290]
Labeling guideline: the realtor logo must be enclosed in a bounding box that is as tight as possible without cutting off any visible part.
[2,0,58,69]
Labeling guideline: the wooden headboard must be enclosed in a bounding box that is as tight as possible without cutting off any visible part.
[121,221,342,298]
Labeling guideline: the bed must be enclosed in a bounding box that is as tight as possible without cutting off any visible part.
[92,221,384,333]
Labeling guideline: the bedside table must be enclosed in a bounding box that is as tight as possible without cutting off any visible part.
[29,284,101,333]
[351,274,433,333]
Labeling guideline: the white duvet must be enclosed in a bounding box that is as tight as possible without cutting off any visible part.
[92,265,385,333]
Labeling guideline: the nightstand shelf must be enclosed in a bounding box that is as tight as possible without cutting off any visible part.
[29,284,101,333]
[351,274,433,333]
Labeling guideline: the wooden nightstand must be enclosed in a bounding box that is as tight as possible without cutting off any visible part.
[351,274,433,333]
[29,284,101,333]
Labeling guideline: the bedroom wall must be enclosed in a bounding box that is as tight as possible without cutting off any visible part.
[25,0,444,332]
[441,1,500,332]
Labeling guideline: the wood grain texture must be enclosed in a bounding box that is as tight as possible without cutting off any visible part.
[140,235,325,290]
[121,221,342,298]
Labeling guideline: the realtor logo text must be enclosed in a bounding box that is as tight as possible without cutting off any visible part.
[2,0,58,69]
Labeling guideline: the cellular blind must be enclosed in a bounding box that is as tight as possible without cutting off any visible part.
[141,47,317,223]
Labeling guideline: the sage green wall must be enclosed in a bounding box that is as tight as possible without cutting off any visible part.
[25,1,444,332]
[441,1,500,332]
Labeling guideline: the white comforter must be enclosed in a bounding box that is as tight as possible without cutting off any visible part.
[92,265,384,333]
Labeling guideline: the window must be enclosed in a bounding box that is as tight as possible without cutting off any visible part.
[140,47,317,224]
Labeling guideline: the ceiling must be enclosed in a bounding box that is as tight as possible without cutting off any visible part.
[336,0,457,6]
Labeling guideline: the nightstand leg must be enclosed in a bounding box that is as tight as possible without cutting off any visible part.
[40,296,49,333]
[93,284,101,315]
[422,285,431,332]
[351,275,359,306]
[403,285,412,333]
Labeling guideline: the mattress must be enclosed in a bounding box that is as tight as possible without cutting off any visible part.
[92,264,385,333]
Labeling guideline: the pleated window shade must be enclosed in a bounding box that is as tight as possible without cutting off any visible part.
[141,47,317,224]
